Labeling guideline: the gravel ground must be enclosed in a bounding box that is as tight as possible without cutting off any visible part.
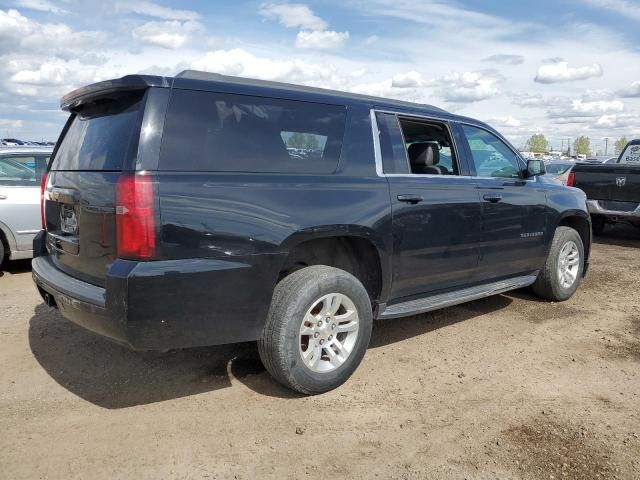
[1,224,639,479]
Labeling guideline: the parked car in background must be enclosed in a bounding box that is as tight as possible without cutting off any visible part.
[0,146,53,267]
[571,139,640,234]
[544,161,574,185]
[32,71,590,394]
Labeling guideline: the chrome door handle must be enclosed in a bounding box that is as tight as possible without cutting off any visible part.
[482,194,503,203]
[397,194,424,204]
[0,195,7,200]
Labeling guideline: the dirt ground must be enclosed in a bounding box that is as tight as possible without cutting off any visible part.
[1,224,639,480]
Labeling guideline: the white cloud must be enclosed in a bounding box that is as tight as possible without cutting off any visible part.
[570,99,624,115]
[294,30,349,49]
[437,71,500,103]
[591,113,640,129]
[534,60,603,84]
[0,9,105,57]
[10,63,68,85]
[487,116,522,128]
[190,48,337,84]
[116,1,200,21]
[391,71,426,88]
[619,80,640,98]
[580,0,640,22]
[0,118,24,129]
[259,3,327,30]
[548,98,625,121]
[363,35,378,45]
[482,54,524,65]
[132,20,202,49]
[13,0,67,14]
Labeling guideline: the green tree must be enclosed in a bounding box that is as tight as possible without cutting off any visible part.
[614,136,628,155]
[287,133,320,150]
[287,132,307,149]
[574,136,590,156]
[525,134,548,153]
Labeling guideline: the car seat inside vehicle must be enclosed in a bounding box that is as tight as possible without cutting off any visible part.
[399,118,458,175]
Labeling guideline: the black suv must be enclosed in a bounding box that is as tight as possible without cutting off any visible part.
[33,71,591,394]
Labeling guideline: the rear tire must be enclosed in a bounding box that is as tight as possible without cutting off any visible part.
[532,226,584,302]
[258,265,372,395]
[591,215,606,236]
[0,238,5,269]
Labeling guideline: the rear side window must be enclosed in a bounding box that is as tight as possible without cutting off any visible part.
[51,93,144,171]
[159,89,346,173]
[0,155,49,186]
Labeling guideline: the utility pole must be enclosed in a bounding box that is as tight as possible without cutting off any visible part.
[604,137,608,156]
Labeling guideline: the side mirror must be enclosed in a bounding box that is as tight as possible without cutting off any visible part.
[526,159,546,177]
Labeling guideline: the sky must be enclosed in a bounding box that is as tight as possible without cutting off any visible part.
[0,0,639,153]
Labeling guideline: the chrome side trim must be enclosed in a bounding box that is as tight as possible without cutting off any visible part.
[369,108,534,182]
[370,109,384,177]
[377,274,537,320]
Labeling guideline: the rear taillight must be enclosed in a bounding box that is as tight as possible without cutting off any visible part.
[40,172,48,229]
[115,174,156,260]
[566,170,575,187]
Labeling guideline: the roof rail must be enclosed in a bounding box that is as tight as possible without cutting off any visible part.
[175,70,444,112]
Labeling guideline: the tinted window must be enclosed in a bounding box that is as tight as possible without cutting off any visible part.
[0,155,49,186]
[376,112,409,174]
[545,163,572,174]
[51,93,143,171]
[461,125,521,178]
[160,90,346,173]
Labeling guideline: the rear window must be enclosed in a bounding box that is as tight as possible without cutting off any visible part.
[51,93,144,171]
[545,163,571,174]
[0,155,49,186]
[619,144,640,165]
[159,89,346,173]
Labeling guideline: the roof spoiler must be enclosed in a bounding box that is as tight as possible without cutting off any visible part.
[60,74,171,111]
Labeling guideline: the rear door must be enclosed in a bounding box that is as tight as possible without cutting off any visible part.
[0,154,48,251]
[45,92,146,286]
[456,123,548,280]
[374,111,482,300]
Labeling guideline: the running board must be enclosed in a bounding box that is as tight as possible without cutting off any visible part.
[377,274,537,320]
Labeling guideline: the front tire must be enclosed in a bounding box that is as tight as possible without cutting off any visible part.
[258,265,372,395]
[532,226,584,302]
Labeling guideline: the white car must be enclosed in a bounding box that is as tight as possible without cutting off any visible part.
[0,146,53,267]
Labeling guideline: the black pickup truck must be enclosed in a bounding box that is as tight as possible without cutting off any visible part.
[571,139,640,234]
[32,71,591,394]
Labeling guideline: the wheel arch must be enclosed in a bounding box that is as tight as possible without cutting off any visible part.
[278,227,391,305]
[556,211,591,274]
[0,220,17,259]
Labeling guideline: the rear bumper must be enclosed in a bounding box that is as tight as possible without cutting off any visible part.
[587,199,640,219]
[32,251,283,351]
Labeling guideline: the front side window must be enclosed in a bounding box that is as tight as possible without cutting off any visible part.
[0,155,49,186]
[461,125,521,179]
[160,90,346,173]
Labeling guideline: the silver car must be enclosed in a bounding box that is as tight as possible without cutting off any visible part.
[0,146,53,266]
